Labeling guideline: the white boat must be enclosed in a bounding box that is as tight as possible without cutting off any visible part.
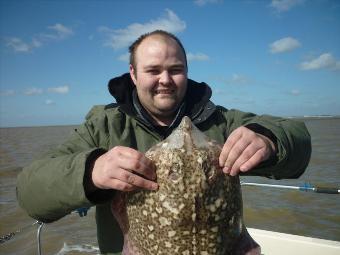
[248,228,340,255]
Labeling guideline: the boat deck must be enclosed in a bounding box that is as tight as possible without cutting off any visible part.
[248,228,340,255]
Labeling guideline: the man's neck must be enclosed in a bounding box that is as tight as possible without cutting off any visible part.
[132,89,186,130]
[145,111,174,127]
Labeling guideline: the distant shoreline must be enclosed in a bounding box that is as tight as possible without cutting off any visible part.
[1,115,340,129]
[0,124,79,129]
[287,115,340,120]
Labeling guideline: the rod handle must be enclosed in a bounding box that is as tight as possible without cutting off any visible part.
[315,187,339,194]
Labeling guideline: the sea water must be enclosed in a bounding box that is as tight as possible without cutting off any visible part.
[1,118,339,254]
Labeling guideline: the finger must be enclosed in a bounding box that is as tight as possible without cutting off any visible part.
[240,148,267,173]
[228,167,240,176]
[219,137,236,168]
[115,147,156,180]
[115,169,158,191]
[223,139,251,174]
[109,178,135,192]
[117,154,156,181]
[229,145,255,175]
[219,130,242,168]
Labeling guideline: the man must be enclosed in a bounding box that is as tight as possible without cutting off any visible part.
[17,30,311,254]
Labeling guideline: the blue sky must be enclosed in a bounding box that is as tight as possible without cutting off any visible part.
[0,0,339,127]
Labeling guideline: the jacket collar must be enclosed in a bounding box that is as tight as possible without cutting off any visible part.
[107,73,216,129]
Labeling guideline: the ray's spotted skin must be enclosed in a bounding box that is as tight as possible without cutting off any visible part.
[111,116,260,255]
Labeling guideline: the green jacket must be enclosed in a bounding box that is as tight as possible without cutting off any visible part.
[17,74,311,254]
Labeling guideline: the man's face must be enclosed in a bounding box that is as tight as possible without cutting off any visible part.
[130,35,188,125]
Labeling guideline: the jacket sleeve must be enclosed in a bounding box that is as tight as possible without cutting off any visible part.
[222,108,311,179]
[16,106,112,222]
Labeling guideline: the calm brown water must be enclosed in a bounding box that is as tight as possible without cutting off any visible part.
[1,118,340,254]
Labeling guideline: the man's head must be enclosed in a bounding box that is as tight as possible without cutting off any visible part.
[129,30,188,126]
[129,30,188,72]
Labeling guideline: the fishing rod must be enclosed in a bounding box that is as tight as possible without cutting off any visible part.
[241,182,340,194]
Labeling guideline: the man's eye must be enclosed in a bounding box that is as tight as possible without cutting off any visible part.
[170,68,184,74]
[147,70,159,74]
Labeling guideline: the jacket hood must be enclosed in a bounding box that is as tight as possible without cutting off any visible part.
[107,73,212,117]
[108,73,135,105]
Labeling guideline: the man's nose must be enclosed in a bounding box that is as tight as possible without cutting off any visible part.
[159,71,171,85]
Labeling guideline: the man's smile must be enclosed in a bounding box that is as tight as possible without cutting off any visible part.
[154,89,175,95]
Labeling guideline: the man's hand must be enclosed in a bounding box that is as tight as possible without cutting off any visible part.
[219,126,276,176]
[91,146,158,192]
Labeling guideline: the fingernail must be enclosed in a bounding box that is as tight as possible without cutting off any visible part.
[152,183,158,190]
[223,166,229,174]
[240,166,247,172]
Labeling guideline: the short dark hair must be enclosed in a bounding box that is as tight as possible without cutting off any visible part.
[129,30,187,70]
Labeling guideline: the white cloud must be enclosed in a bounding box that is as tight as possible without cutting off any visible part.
[5,23,73,53]
[24,88,43,96]
[220,74,250,85]
[100,9,186,50]
[5,37,41,53]
[270,37,301,54]
[270,0,305,13]
[230,74,249,84]
[48,85,69,94]
[187,52,210,61]
[21,85,69,96]
[290,89,300,95]
[0,90,15,96]
[300,53,340,71]
[45,99,55,105]
[42,23,74,40]
[118,53,130,62]
[194,0,222,6]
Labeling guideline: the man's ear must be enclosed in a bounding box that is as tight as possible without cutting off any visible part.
[129,64,137,85]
